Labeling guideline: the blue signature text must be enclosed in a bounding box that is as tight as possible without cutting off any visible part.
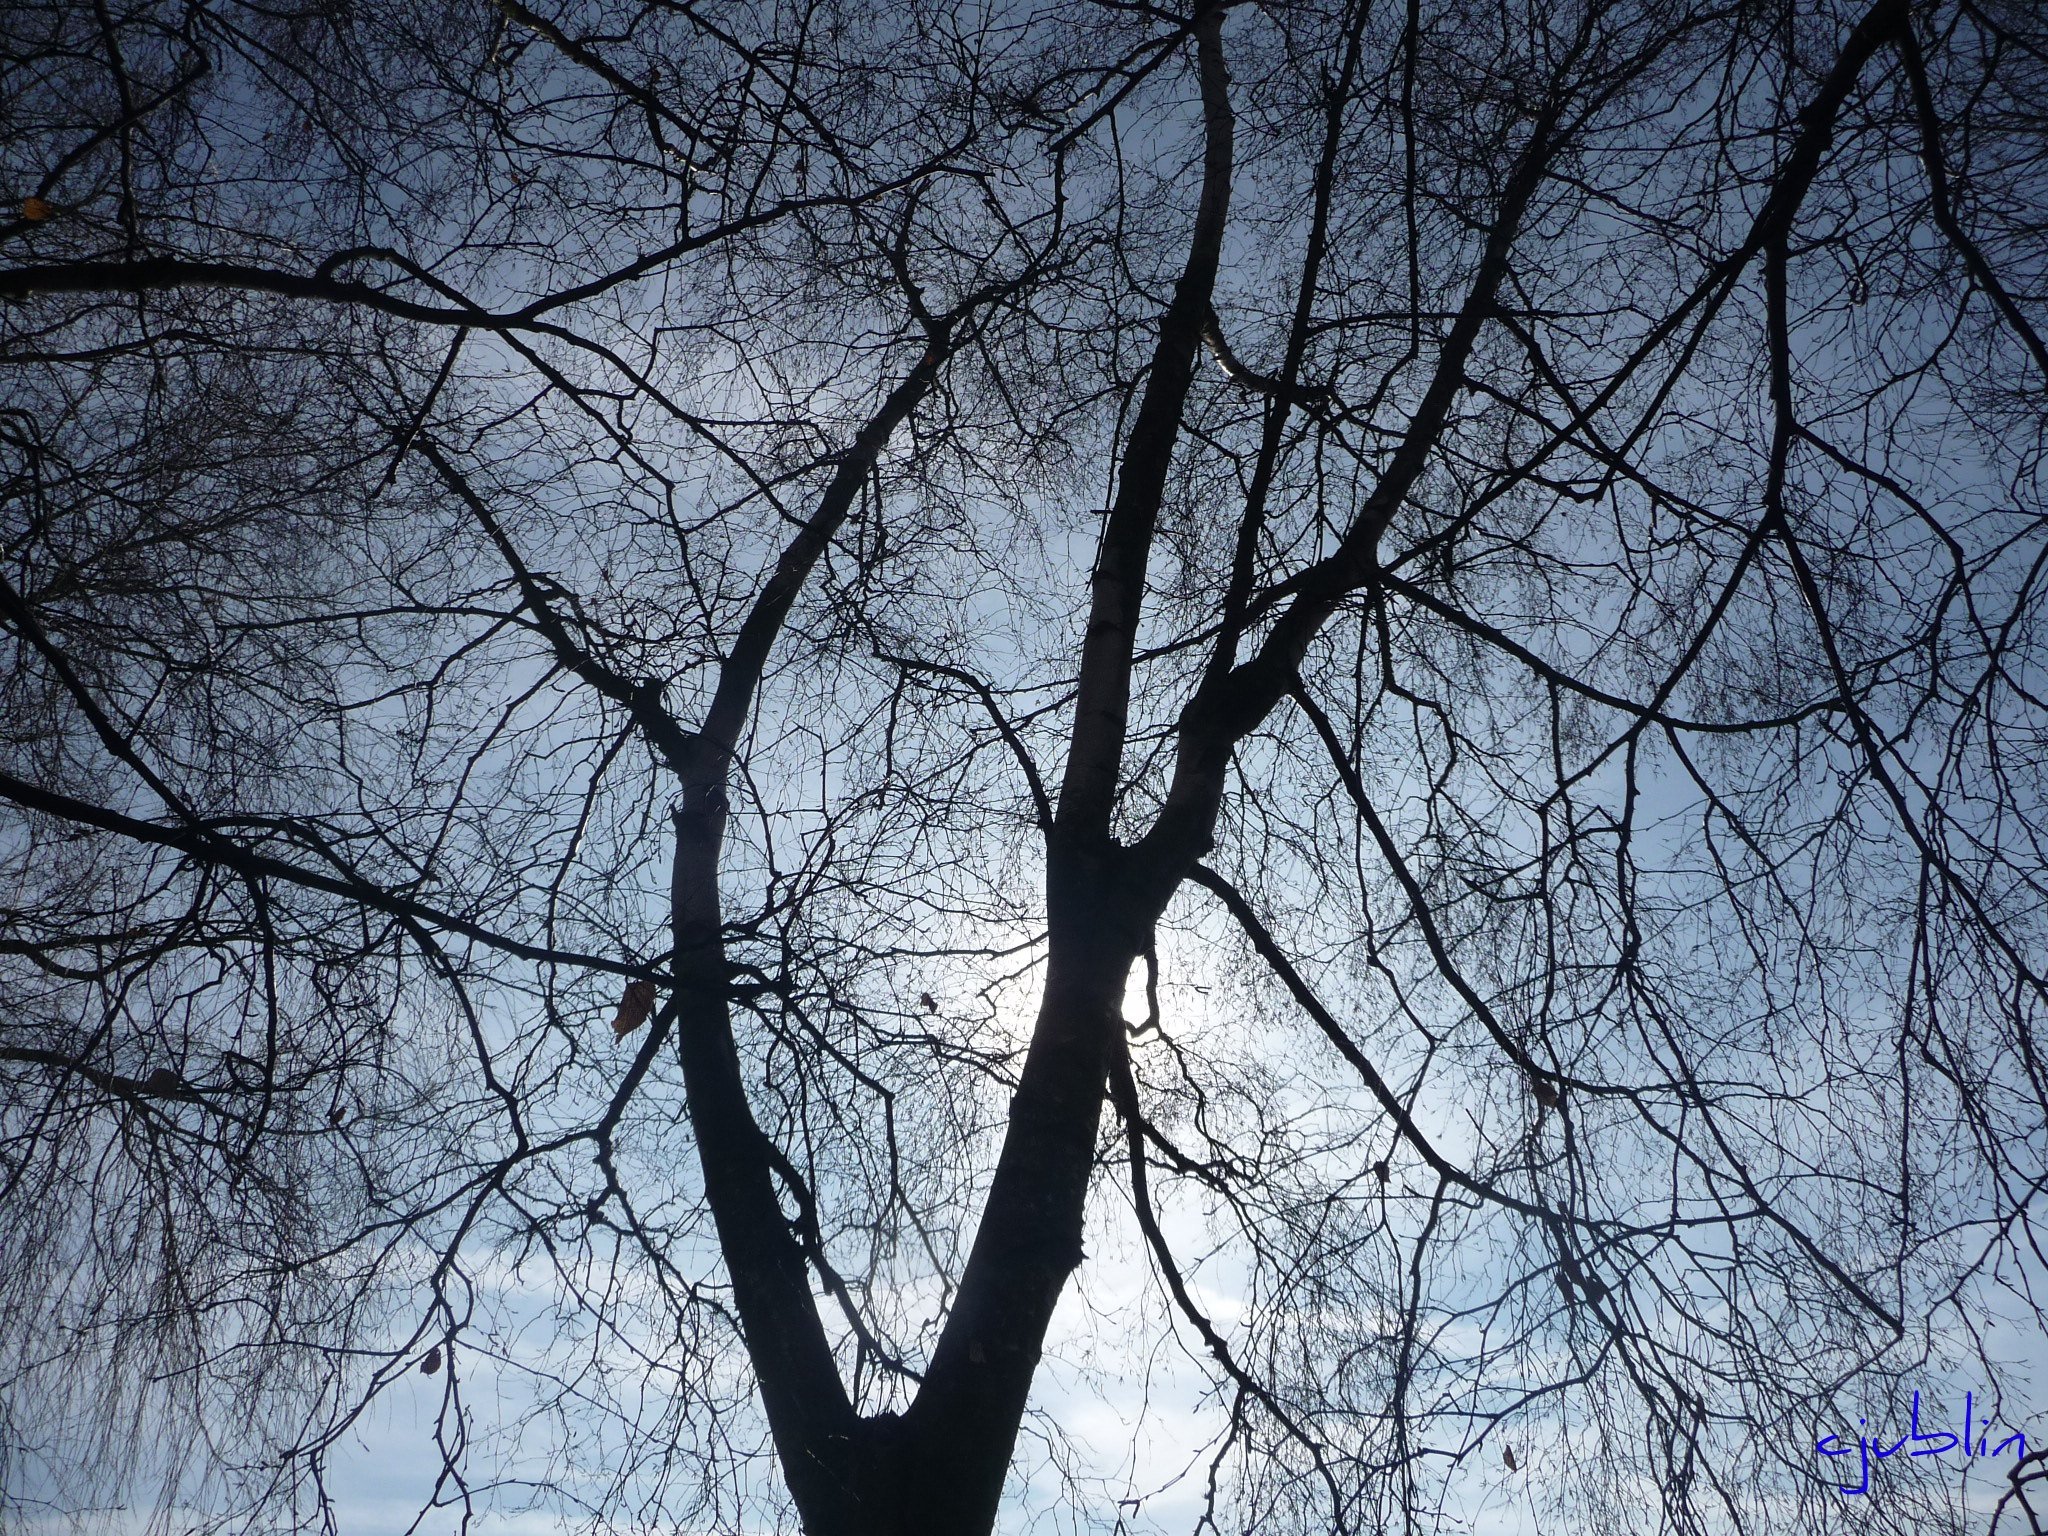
[1817,1391,2027,1496]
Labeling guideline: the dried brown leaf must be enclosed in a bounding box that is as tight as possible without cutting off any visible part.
[611,978,656,1037]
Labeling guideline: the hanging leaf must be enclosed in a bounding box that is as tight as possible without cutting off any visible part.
[1503,1446,1518,1472]
[611,978,656,1037]
[420,1345,442,1375]
[20,197,51,222]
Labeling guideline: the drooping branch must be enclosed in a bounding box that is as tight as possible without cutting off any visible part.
[1891,21,2048,386]
[0,768,650,981]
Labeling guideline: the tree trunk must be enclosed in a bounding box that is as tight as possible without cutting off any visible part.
[894,848,1142,1532]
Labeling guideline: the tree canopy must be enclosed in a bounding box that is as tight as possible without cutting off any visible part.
[3,0,2047,1532]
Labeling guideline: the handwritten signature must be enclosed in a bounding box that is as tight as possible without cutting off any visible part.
[1818,1392,2028,1496]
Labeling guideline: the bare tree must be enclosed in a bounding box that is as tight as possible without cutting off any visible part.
[3,1,2047,1534]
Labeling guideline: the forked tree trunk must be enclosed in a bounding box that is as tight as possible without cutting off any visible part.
[670,771,1151,1535]
[668,13,1235,1531]
[891,847,1145,1533]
